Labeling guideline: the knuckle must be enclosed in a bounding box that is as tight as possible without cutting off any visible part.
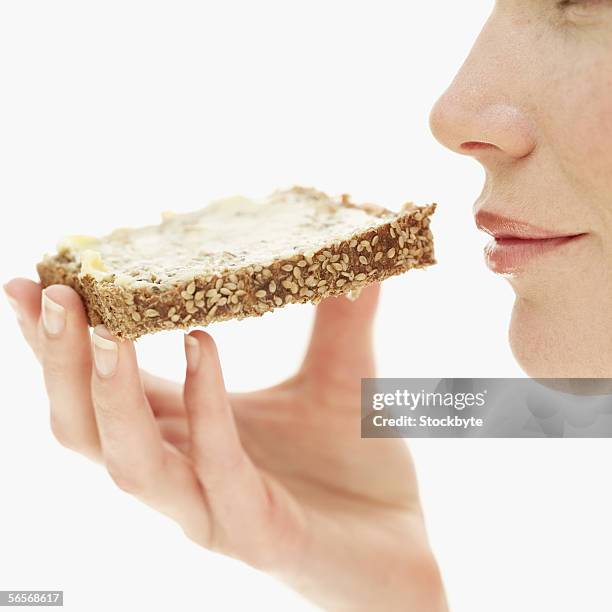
[42,354,66,380]
[91,396,127,427]
[105,457,162,497]
[49,409,98,457]
[49,412,77,450]
[193,450,247,491]
[106,463,147,496]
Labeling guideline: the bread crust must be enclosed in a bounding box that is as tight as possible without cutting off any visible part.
[37,195,436,340]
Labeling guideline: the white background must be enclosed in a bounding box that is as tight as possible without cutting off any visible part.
[1,1,611,611]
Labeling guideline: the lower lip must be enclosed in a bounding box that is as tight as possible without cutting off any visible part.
[484,235,585,274]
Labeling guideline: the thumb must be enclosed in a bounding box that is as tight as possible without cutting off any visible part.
[300,283,380,383]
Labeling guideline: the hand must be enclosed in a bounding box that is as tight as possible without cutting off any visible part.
[4,278,447,612]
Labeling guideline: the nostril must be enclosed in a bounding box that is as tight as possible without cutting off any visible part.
[460,141,499,152]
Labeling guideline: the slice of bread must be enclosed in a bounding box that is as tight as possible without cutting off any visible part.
[37,187,436,339]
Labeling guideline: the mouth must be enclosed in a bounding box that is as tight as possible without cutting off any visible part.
[475,211,587,274]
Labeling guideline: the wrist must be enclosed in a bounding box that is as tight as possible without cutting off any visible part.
[277,534,447,612]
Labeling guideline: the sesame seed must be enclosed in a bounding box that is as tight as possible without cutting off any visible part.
[359,255,368,265]
[374,252,383,261]
[305,275,317,287]
[371,235,379,246]
[171,314,180,322]
[168,307,176,317]
[181,291,192,300]
[186,282,196,295]
[144,309,160,318]
[355,273,367,281]
[255,290,267,298]
[215,279,223,290]
[217,297,228,307]
[194,290,205,301]
[349,240,358,248]
[336,279,346,287]
[293,267,301,278]
[225,282,237,291]
[282,264,293,272]
[297,259,307,267]
[205,289,218,298]
[131,311,142,322]
[220,287,232,296]
[269,281,276,293]
[274,296,283,306]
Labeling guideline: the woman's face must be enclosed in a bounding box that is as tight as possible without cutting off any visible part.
[430,0,612,377]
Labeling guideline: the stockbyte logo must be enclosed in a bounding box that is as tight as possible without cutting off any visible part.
[372,389,488,412]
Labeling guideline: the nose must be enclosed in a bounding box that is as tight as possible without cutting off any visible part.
[429,19,536,165]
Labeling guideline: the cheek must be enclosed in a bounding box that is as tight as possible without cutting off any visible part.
[546,55,612,201]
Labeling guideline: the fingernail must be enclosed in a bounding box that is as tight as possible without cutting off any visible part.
[42,290,66,336]
[93,329,118,378]
[184,334,200,372]
[3,286,23,323]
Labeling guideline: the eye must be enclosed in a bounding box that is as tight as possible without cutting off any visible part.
[557,0,606,11]
[556,0,612,22]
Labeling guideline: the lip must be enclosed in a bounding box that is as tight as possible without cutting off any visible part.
[475,210,586,274]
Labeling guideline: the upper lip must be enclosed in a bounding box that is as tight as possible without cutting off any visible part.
[475,210,582,240]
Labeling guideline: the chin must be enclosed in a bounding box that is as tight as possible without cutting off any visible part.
[508,297,611,378]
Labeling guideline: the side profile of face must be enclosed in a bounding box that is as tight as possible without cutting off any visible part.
[430,0,612,377]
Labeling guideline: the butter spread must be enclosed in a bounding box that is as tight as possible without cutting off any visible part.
[60,189,394,287]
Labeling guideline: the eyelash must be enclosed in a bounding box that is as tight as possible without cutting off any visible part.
[557,0,603,8]
[556,0,608,18]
